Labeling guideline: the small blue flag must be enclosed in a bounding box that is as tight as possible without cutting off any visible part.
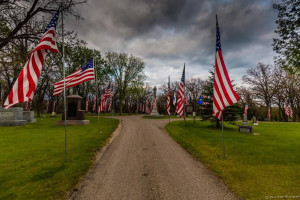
[197,95,203,105]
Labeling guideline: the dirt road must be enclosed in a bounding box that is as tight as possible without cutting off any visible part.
[73,116,236,200]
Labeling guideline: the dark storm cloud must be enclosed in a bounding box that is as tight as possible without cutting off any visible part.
[66,0,278,86]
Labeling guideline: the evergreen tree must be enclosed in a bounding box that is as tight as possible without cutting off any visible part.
[273,0,300,72]
[200,68,242,127]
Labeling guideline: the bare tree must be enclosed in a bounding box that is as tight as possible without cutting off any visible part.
[242,63,277,108]
[105,52,146,114]
[0,0,87,49]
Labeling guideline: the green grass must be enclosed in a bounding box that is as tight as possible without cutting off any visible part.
[0,115,119,200]
[85,112,138,116]
[165,120,300,199]
[142,115,194,119]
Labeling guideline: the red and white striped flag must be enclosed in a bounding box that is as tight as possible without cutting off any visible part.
[107,84,114,112]
[146,100,150,114]
[93,96,96,112]
[107,96,112,112]
[285,102,289,116]
[212,17,240,120]
[4,11,60,108]
[167,76,170,116]
[176,65,185,118]
[244,103,248,115]
[53,59,94,96]
[99,92,105,112]
[86,97,89,112]
[289,105,293,118]
[268,104,271,119]
[99,83,111,112]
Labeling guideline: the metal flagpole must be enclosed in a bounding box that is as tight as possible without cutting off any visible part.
[93,51,100,133]
[222,113,225,159]
[168,76,171,125]
[61,8,68,162]
[183,63,186,126]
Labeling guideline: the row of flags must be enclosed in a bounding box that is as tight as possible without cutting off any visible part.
[137,99,156,114]
[2,10,113,113]
[166,16,240,119]
[244,102,293,119]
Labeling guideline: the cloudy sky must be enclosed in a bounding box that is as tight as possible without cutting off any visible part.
[66,0,279,87]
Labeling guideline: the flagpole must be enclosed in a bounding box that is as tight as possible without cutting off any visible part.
[61,8,68,162]
[183,63,186,126]
[168,76,171,125]
[94,51,100,133]
[222,113,225,159]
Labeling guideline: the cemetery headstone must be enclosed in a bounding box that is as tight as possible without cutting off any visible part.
[253,116,258,125]
[23,111,36,123]
[242,113,248,124]
[57,94,89,125]
[0,107,27,126]
[51,112,56,117]
[186,104,193,117]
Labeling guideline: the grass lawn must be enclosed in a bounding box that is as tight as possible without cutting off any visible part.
[85,112,138,116]
[142,115,194,119]
[0,115,119,200]
[165,120,300,199]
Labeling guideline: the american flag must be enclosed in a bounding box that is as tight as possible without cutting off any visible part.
[285,102,289,116]
[99,83,112,112]
[212,16,240,120]
[4,10,60,108]
[86,97,89,112]
[146,100,150,114]
[99,91,105,112]
[176,65,185,118]
[167,76,170,116]
[185,97,189,105]
[53,58,94,96]
[93,96,96,112]
[289,105,293,118]
[244,103,248,115]
[268,104,271,119]
[173,94,176,106]
[107,96,112,112]
[107,85,113,112]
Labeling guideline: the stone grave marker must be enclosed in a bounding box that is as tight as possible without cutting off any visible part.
[0,107,27,126]
[57,94,89,125]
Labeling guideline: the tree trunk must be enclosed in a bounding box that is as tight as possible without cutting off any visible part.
[119,99,123,115]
